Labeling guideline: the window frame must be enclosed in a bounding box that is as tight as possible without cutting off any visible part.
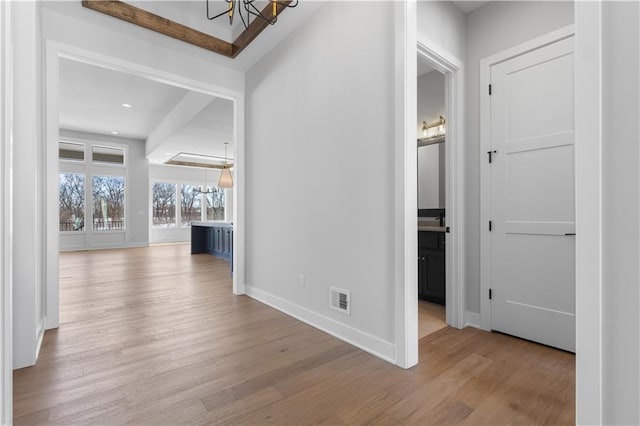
[151,181,178,229]
[150,178,228,230]
[58,137,129,236]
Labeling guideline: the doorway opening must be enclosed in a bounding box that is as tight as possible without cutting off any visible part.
[403,39,465,362]
[416,62,447,338]
[44,42,246,331]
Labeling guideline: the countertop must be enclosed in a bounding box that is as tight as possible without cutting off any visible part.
[191,221,233,228]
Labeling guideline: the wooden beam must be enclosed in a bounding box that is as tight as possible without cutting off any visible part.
[231,0,294,58]
[82,0,295,60]
[82,0,235,58]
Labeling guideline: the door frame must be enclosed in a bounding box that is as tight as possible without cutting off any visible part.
[44,41,246,330]
[394,0,466,368]
[479,24,575,332]
[416,41,465,330]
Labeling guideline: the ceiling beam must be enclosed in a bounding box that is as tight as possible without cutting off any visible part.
[81,0,294,59]
[231,1,294,57]
[145,91,214,158]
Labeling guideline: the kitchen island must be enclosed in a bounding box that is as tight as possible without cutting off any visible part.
[190,222,233,263]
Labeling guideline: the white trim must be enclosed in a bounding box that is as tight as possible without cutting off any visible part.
[0,1,13,423]
[232,95,245,295]
[59,242,149,253]
[479,25,576,332]
[463,311,481,329]
[245,285,396,364]
[416,37,466,332]
[575,2,603,423]
[394,0,418,369]
[44,41,247,331]
[396,2,465,368]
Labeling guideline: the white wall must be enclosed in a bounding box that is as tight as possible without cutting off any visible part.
[12,1,44,370]
[464,1,574,314]
[417,70,445,210]
[149,164,232,244]
[245,1,397,360]
[0,0,13,420]
[58,129,149,251]
[601,2,640,423]
[417,1,465,62]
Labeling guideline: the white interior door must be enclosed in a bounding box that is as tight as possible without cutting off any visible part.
[489,36,575,352]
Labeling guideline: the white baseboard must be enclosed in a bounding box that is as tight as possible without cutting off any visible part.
[464,311,482,329]
[244,284,397,365]
[59,242,149,252]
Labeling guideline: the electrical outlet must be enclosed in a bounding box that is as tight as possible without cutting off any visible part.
[298,274,305,287]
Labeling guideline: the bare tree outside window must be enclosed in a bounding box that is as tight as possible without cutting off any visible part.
[59,173,85,231]
[92,175,125,231]
[206,186,225,221]
[181,184,201,226]
[152,183,176,227]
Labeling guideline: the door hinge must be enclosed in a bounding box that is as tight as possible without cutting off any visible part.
[487,150,497,163]
[489,84,492,95]
[489,289,493,300]
[489,220,493,232]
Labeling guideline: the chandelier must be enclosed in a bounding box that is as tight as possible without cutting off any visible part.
[206,0,299,30]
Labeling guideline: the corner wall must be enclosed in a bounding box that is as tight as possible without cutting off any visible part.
[245,1,397,360]
[601,2,640,422]
[12,0,44,370]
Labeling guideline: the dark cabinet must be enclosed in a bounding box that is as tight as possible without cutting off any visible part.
[191,224,232,261]
[222,227,232,257]
[204,228,213,253]
[418,231,445,305]
[211,226,231,259]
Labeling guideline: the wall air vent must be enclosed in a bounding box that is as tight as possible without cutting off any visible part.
[330,287,351,315]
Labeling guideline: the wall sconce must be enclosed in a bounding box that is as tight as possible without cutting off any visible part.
[421,115,446,139]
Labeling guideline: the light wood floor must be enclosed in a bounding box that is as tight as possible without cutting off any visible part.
[418,301,447,339]
[14,244,575,425]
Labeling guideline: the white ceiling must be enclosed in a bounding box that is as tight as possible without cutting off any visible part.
[59,58,233,164]
[452,1,490,14]
[156,97,234,163]
[59,58,189,140]
[417,60,436,77]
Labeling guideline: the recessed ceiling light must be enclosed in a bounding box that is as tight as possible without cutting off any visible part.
[111,131,119,135]
[165,152,172,156]
[122,103,132,108]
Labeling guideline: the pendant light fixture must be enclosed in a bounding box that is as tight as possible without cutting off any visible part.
[194,168,215,194]
[206,0,299,30]
[218,142,233,189]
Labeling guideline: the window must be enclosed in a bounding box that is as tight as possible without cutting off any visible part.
[152,183,176,227]
[59,140,128,235]
[59,173,85,231]
[92,145,124,165]
[92,175,125,231]
[59,142,85,162]
[206,186,225,221]
[180,184,202,226]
